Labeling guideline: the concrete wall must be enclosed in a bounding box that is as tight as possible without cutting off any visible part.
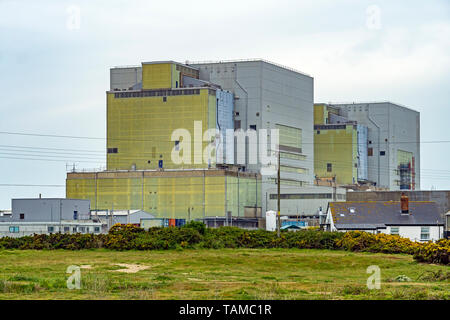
[328,102,420,190]
[346,190,450,220]
[8,199,90,222]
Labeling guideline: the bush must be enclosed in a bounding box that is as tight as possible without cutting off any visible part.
[0,224,448,265]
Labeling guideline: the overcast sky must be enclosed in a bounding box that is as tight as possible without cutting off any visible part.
[0,0,449,209]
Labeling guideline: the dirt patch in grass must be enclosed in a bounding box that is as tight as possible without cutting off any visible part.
[112,264,150,273]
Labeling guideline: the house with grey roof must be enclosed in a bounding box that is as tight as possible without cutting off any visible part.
[323,198,444,242]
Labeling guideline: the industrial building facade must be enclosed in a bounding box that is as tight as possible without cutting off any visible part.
[0,198,102,237]
[191,60,316,214]
[67,169,260,220]
[313,102,420,190]
[67,59,344,220]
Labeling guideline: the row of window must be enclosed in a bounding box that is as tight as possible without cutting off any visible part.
[390,227,430,241]
[114,89,201,99]
[269,193,346,200]
[9,226,100,233]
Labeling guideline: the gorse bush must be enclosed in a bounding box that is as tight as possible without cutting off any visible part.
[0,223,448,265]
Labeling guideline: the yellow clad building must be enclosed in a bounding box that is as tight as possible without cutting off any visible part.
[313,104,362,185]
[67,61,261,220]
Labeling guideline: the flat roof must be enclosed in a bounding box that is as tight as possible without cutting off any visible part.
[141,60,199,70]
[317,101,419,114]
[189,58,311,78]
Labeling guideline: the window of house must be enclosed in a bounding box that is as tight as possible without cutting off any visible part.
[420,227,430,241]
[9,226,19,233]
[317,130,320,134]
[234,120,241,130]
[94,227,100,233]
[48,226,54,233]
[390,227,399,235]
[174,140,180,151]
[163,96,167,102]
[64,226,70,233]
[107,148,118,154]
[19,213,24,220]
[249,125,256,130]
[327,163,332,172]
[368,148,373,156]
[380,151,386,156]
[73,227,77,233]
[79,227,85,233]
[73,211,78,220]
[86,227,90,233]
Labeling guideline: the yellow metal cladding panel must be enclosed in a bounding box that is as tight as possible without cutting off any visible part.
[171,64,181,88]
[397,149,412,165]
[107,89,214,170]
[66,178,97,208]
[66,172,261,220]
[226,176,260,217]
[314,125,358,185]
[142,63,172,89]
[314,104,327,125]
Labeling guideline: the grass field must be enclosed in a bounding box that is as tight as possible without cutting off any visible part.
[0,248,448,300]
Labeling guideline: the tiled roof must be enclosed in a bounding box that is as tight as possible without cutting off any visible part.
[329,201,443,230]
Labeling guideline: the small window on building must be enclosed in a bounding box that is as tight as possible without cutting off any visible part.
[73,227,77,233]
[79,227,85,233]
[163,96,167,102]
[174,140,180,151]
[9,226,19,233]
[175,81,178,88]
[235,111,240,116]
[327,163,332,172]
[64,226,70,233]
[73,211,78,220]
[94,227,100,233]
[420,227,430,241]
[390,227,399,235]
[317,130,320,134]
[19,213,24,220]
[107,148,118,154]
[234,120,241,130]
[256,112,260,117]
[380,151,386,156]
[369,140,372,144]
[368,148,373,156]
[48,226,54,233]
[86,227,90,233]
[249,125,256,130]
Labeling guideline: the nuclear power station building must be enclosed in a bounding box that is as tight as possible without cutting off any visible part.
[66,59,420,222]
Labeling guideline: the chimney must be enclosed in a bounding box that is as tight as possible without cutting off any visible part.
[401,192,409,214]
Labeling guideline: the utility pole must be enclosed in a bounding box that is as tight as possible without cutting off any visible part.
[277,149,281,237]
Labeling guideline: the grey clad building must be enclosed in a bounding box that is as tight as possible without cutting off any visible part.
[190,59,318,215]
[0,198,102,237]
[326,102,420,190]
